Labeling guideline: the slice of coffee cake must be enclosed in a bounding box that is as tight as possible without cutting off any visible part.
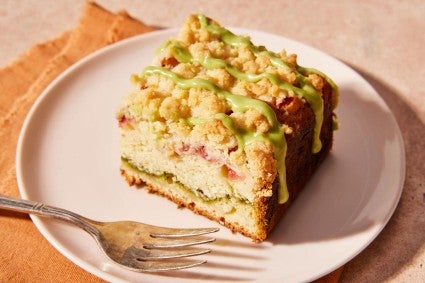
[117,14,338,241]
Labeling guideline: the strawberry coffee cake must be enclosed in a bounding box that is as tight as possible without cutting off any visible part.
[117,15,338,241]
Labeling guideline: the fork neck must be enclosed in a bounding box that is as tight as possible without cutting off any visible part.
[0,194,100,237]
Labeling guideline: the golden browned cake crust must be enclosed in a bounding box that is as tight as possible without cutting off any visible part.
[117,14,338,241]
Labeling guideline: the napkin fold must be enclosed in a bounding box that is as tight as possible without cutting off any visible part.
[0,2,342,282]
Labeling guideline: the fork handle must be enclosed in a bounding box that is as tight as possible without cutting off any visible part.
[0,194,99,236]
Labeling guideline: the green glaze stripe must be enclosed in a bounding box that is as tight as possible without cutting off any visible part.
[167,40,323,153]
[195,14,336,153]
[143,66,279,126]
[298,66,339,108]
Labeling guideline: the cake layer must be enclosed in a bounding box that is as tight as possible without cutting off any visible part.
[121,160,260,239]
[120,121,257,202]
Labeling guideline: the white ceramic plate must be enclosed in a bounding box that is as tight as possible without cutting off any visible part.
[16,28,405,283]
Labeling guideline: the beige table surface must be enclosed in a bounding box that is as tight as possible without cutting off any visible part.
[1,0,424,282]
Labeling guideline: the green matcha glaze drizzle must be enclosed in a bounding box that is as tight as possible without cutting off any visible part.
[165,40,324,153]
[143,66,279,128]
[297,66,339,109]
[197,15,251,48]
[140,66,289,203]
[195,14,340,154]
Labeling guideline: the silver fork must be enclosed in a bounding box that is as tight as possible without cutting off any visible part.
[0,194,219,272]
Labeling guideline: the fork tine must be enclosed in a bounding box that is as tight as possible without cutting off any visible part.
[139,248,211,260]
[150,227,219,238]
[125,259,207,272]
[144,236,216,249]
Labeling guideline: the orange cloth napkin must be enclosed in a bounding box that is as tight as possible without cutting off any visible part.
[0,2,342,282]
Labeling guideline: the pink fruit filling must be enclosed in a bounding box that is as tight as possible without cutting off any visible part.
[176,142,245,180]
[118,115,133,128]
[226,166,244,180]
